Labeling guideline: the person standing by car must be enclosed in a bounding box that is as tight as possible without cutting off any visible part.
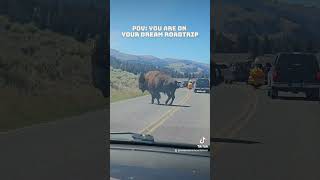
[188,80,193,89]
[264,63,272,85]
[248,62,265,88]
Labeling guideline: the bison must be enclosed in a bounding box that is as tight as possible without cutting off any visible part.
[139,71,178,105]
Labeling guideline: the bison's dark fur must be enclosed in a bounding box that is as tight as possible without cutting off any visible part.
[139,71,178,105]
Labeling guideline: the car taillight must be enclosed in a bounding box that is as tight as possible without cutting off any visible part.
[316,72,320,81]
[272,71,279,81]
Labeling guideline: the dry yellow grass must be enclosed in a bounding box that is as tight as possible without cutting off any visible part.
[110,67,148,102]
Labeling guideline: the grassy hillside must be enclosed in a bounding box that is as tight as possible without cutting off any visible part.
[214,0,320,36]
[0,16,106,131]
[213,0,320,53]
[110,67,147,102]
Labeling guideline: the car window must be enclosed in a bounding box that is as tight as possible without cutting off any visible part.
[197,79,209,86]
[278,54,319,72]
[273,55,278,66]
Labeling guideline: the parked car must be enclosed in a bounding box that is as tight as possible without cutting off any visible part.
[224,62,251,84]
[234,62,251,82]
[224,64,236,84]
[194,78,210,93]
[268,52,320,99]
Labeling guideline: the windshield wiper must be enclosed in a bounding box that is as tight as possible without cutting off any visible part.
[110,132,208,149]
[110,132,261,149]
[110,132,155,143]
[211,138,261,144]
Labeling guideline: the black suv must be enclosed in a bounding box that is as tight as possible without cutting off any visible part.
[194,78,210,93]
[268,53,320,99]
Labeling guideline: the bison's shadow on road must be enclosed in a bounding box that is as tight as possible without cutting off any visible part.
[149,103,191,108]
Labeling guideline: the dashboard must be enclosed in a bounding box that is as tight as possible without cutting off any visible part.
[110,144,210,180]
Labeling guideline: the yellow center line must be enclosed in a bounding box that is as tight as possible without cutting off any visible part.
[139,90,192,134]
[227,91,258,138]
[213,86,252,137]
[213,87,259,155]
[216,90,258,138]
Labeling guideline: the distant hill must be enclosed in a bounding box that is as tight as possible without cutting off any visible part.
[0,0,106,41]
[110,49,210,78]
[279,0,320,7]
[213,0,320,54]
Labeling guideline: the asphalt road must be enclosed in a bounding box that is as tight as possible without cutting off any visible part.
[0,87,209,180]
[0,109,108,180]
[212,82,320,180]
[111,88,210,145]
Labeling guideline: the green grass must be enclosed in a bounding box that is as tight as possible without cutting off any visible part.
[0,16,151,131]
[111,89,148,103]
[110,67,148,102]
[0,16,107,132]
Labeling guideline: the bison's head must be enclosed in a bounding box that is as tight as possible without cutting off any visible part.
[138,73,147,92]
[175,81,180,89]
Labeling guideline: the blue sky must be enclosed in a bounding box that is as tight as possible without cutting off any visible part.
[110,0,210,64]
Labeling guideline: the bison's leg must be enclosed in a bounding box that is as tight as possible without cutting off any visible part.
[169,89,176,105]
[152,91,160,105]
[165,92,171,105]
[155,92,161,104]
[150,93,155,104]
[170,92,175,105]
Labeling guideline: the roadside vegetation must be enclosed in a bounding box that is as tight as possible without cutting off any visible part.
[0,16,106,131]
[110,67,148,103]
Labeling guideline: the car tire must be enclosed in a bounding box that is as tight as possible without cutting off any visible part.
[314,89,320,100]
[306,93,312,99]
[314,90,320,100]
[307,89,319,100]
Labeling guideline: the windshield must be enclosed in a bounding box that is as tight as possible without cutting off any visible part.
[196,79,210,88]
[110,0,210,147]
[278,54,319,72]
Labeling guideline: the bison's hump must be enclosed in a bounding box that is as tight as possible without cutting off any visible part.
[143,71,178,88]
